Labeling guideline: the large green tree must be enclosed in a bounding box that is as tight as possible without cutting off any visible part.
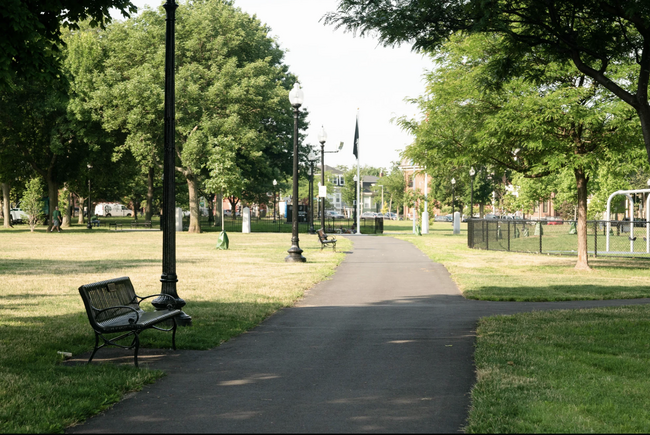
[79,1,302,233]
[1,0,136,90]
[401,34,642,269]
[325,0,650,166]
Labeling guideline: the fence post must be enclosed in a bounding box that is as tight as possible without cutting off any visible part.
[507,220,511,251]
[594,220,598,258]
[486,220,490,250]
[539,221,543,254]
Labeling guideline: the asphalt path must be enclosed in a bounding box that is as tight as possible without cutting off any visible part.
[68,235,650,433]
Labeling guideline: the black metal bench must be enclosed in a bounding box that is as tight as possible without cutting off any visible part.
[130,221,152,229]
[78,277,182,367]
[109,223,123,230]
[317,229,337,251]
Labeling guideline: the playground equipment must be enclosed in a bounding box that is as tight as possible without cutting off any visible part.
[605,189,650,253]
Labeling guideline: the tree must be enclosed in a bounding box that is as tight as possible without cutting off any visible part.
[399,34,642,269]
[81,1,302,233]
[1,0,136,90]
[325,0,650,166]
[21,177,44,232]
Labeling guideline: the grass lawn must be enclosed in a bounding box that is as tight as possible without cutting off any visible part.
[387,221,650,301]
[0,223,349,433]
[467,306,650,433]
[383,220,650,432]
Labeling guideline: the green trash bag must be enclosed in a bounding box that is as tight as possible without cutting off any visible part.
[497,227,502,239]
[216,230,229,250]
[522,227,529,237]
[534,222,543,236]
[568,221,577,235]
[416,224,422,236]
[514,227,520,239]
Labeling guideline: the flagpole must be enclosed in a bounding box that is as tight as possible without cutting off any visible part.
[356,110,361,234]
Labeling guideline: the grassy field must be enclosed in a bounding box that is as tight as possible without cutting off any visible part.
[385,220,650,433]
[0,224,349,433]
[388,221,650,301]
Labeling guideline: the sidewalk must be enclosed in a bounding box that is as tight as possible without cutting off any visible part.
[68,236,650,433]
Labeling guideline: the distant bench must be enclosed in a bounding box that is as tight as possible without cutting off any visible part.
[317,229,337,251]
[78,276,181,367]
[109,223,123,230]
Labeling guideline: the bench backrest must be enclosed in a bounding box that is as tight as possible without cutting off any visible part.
[79,277,139,329]
[317,229,327,241]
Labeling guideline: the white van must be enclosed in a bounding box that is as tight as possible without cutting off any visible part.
[94,203,133,217]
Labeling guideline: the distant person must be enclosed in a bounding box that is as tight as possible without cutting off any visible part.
[51,206,62,232]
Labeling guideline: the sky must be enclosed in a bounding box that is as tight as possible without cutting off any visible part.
[111,0,432,170]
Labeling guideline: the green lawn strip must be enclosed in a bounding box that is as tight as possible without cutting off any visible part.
[467,305,650,433]
[387,222,650,301]
[0,226,350,433]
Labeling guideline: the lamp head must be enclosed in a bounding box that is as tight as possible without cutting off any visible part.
[451,177,456,185]
[317,125,327,144]
[273,179,277,186]
[289,83,304,108]
[469,167,475,177]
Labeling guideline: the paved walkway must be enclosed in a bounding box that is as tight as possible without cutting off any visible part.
[68,236,650,433]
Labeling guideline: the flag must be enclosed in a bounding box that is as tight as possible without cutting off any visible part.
[353,115,359,159]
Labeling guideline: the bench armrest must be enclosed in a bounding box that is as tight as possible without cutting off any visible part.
[138,293,178,309]
[94,305,141,324]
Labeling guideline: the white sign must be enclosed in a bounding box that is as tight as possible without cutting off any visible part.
[319,185,327,198]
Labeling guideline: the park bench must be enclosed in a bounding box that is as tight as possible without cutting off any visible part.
[109,223,123,230]
[317,229,337,251]
[78,276,182,367]
[130,221,152,229]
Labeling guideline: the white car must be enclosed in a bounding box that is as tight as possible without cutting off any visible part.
[9,208,29,224]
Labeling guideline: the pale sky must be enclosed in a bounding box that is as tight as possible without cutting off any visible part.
[112,0,431,170]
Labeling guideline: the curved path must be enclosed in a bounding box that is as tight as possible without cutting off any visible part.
[69,236,650,433]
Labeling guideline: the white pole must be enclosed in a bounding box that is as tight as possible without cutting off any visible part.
[422,171,429,234]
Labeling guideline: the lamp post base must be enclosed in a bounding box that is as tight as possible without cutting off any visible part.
[285,245,306,262]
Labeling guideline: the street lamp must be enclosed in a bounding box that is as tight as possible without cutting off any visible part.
[451,177,456,222]
[469,167,475,219]
[273,179,277,223]
[86,164,92,230]
[318,126,327,232]
[286,83,306,262]
[308,149,318,234]
[153,0,191,326]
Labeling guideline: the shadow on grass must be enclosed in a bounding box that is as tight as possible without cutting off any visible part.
[463,284,650,301]
[0,258,159,275]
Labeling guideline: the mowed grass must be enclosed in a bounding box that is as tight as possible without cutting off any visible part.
[384,221,650,432]
[0,224,349,433]
[388,222,650,301]
[467,306,650,433]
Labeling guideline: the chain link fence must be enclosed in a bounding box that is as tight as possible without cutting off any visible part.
[468,218,650,257]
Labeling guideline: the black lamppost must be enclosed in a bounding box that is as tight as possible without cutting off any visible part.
[451,177,456,222]
[318,126,327,232]
[308,149,318,234]
[153,0,191,325]
[286,83,306,263]
[273,179,277,223]
[86,164,92,229]
[469,167,475,219]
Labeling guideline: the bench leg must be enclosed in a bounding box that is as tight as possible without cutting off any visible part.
[87,331,101,365]
[133,332,140,368]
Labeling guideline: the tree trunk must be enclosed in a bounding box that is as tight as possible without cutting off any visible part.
[215,193,223,226]
[2,182,11,228]
[574,167,590,271]
[46,175,58,232]
[62,189,72,227]
[77,195,85,224]
[186,173,201,233]
[146,166,154,221]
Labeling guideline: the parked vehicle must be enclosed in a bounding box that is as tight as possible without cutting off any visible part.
[94,203,132,217]
[360,212,380,219]
[384,212,399,220]
[434,215,452,222]
[326,210,345,219]
[9,208,29,224]
[546,217,564,225]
